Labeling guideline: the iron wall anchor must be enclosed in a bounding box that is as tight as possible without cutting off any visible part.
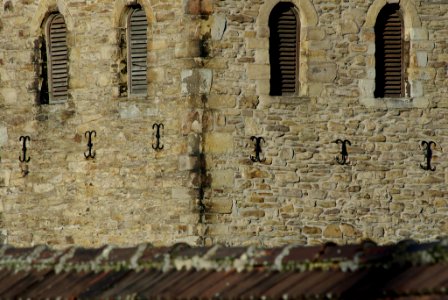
[420,140,436,171]
[84,130,97,159]
[250,136,266,163]
[152,123,164,151]
[19,135,31,163]
[334,139,351,165]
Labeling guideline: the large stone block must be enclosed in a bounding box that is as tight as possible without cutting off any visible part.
[181,69,212,95]
[247,64,269,80]
[247,38,269,50]
[1,88,17,105]
[307,63,337,82]
[208,197,233,214]
[211,14,226,40]
[185,0,213,15]
[0,126,7,146]
[208,94,236,109]
[204,133,233,154]
[339,19,359,35]
[323,224,342,238]
[210,169,234,188]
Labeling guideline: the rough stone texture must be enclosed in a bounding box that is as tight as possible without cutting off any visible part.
[0,0,448,249]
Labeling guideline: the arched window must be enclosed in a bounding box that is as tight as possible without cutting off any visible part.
[374,4,406,98]
[269,3,300,96]
[40,13,68,104]
[127,6,148,96]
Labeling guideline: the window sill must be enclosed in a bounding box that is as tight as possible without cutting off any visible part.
[116,94,149,102]
[360,96,428,109]
[259,94,311,107]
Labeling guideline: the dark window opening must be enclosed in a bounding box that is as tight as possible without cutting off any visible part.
[39,13,68,104]
[127,6,148,96]
[375,4,404,98]
[269,3,299,96]
[39,36,49,105]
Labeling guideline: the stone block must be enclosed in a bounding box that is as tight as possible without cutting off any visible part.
[359,79,375,98]
[33,183,55,194]
[156,11,175,22]
[256,80,270,95]
[119,104,141,119]
[0,126,7,146]
[201,0,213,15]
[247,64,269,80]
[204,133,233,154]
[410,28,428,41]
[304,28,325,41]
[185,0,213,15]
[211,14,226,40]
[255,49,269,64]
[241,209,265,218]
[303,226,322,235]
[211,169,234,188]
[1,88,17,105]
[185,0,200,14]
[207,57,228,69]
[171,187,193,200]
[181,69,212,95]
[247,38,269,49]
[208,94,236,109]
[349,44,368,53]
[244,118,258,136]
[276,171,299,184]
[416,51,428,67]
[308,40,332,51]
[323,224,342,238]
[244,168,270,179]
[339,19,359,35]
[149,39,167,51]
[0,170,10,187]
[411,81,423,98]
[208,197,233,214]
[307,63,337,82]
[178,155,199,171]
[175,41,200,58]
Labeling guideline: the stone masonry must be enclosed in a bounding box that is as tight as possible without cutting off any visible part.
[0,0,448,248]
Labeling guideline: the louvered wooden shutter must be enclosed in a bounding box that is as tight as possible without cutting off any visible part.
[128,8,148,95]
[47,14,68,102]
[269,3,299,96]
[375,4,404,98]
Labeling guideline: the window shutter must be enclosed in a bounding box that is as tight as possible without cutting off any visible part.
[269,4,299,96]
[48,14,68,102]
[375,4,404,98]
[128,8,148,95]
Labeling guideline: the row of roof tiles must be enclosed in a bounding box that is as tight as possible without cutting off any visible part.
[0,239,448,298]
[0,239,445,273]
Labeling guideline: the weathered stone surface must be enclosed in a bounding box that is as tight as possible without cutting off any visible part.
[208,94,236,109]
[323,224,342,239]
[204,133,233,153]
[307,63,337,82]
[211,14,226,40]
[182,69,213,95]
[208,197,232,214]
[0,126,7,146]
[0,0,446,250]
[303,226,322,235]
[210,169,234,188]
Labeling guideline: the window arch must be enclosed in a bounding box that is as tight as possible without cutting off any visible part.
[374,4,407,98]
[40,13,69,104]
[269,3,300,96]
[127,6,148,96]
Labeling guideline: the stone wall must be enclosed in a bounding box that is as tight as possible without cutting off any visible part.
[0,0,448,248]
